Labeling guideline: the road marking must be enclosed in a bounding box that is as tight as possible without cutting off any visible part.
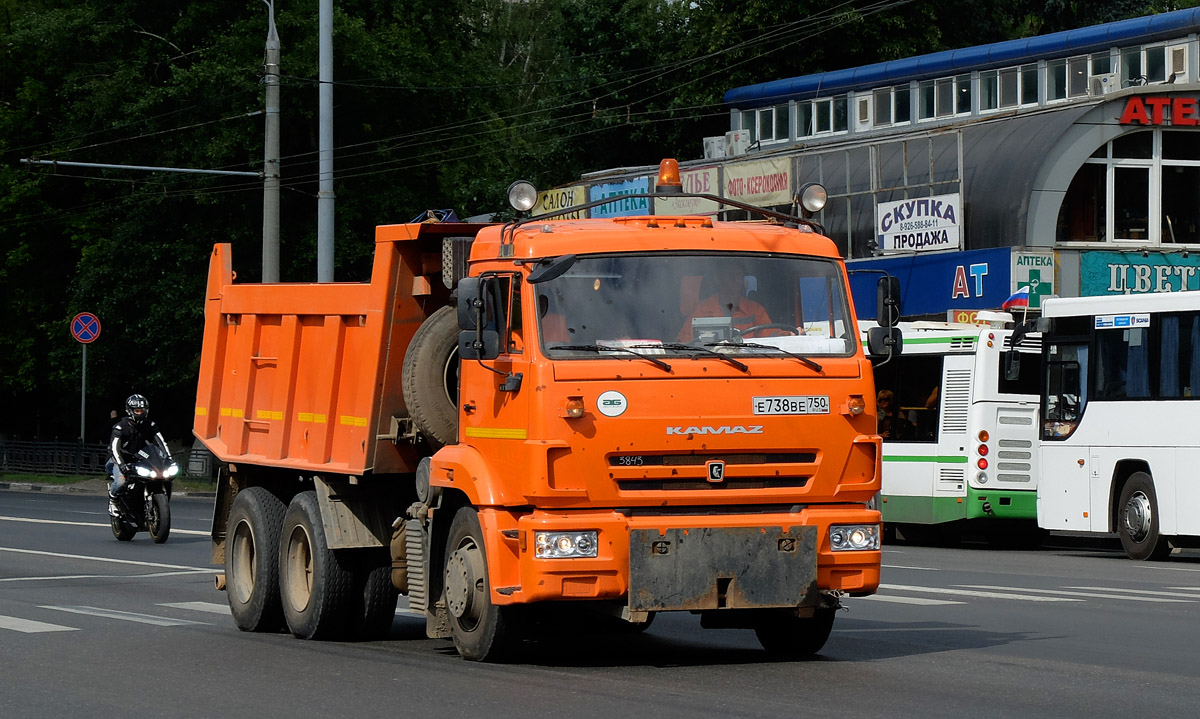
[0,546,211,572]
[159,601,230,615]
[1166,586,1200,591]
[0,615,79,633]
[0,515,208,536]
[856,594,964,606]
[42,606,209,627]
[883,564,941,571]
[0,570,209,583]
[1062,586,1200,599]
[880,584,1081,602]
[957,584,1194,603]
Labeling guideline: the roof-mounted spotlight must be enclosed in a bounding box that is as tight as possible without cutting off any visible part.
[507,180,538,213]
[796,182,828,218]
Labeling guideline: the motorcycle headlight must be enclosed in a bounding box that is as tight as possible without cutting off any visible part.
[136,466,154,478]
[164,464,179,479]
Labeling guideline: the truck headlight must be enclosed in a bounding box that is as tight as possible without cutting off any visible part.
[829,524,880,551]
[534,531,598,559]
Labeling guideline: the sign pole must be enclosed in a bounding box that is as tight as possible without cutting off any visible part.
[81,343,87,443]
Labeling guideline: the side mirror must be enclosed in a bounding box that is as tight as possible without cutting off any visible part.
[1037,316,1054,333]
[527,254,577,284]
[459,329,500,361]
[457,277,482,330]
[1004,350,1022,381]
[867,326,903,358]
[876,276,902,327]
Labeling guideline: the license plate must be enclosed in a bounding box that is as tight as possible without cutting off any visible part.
[752,395,830,415]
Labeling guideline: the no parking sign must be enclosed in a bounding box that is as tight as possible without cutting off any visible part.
[71,312,101,343]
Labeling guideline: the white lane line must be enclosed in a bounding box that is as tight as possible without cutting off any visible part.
[159,602,230,615]
[856,594,964,606]
[0,571,210,583]
[1166,586,1200,591]
[880,584,1081,602]
[0,515,208,536]
[957,585,1193,603]
[0,546,211,572]
[0,615,79,633]
[42,606,209,627]
[1066,586,1200,599]
[883,564,941,571]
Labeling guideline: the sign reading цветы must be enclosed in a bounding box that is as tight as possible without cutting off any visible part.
[876,193,962,252]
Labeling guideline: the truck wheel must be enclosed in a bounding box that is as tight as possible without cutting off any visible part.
[349,549,398,641]
[225,486,286,632]
[402,305,459,450]
[1118,472,1171,561]
[444,507,519,661]
[753,607,836,658]
[279,490,354,639]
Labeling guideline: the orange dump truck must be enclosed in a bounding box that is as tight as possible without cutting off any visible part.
[196,175,892,661]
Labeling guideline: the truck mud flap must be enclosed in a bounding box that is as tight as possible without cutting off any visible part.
[629,526,818,612]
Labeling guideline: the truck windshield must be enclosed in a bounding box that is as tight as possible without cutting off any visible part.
[535,253,855,358]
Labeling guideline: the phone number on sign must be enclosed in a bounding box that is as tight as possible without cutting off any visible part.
[752,396,830,415]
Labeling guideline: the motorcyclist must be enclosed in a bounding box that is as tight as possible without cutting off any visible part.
[108,394,171,516]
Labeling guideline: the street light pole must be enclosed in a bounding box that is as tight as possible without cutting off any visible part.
[262,0,282,283]
[317,0,335,282]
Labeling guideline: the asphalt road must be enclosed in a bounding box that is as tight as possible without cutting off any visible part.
[2,489,1199,718]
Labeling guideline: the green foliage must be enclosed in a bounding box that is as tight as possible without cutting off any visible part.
[0,0,1181,440]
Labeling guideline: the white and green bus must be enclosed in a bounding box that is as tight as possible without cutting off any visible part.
[868,320,1043,545]
[1040,291,1200,560]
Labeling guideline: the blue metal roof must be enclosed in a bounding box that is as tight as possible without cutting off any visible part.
[725,8,1200,108]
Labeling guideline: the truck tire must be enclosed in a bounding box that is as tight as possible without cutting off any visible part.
[225,486,286,632]
[753,607,836,658]
[402,305,460,450]
[1118,472,1171,561]
[444,507,519,661]
[349,548,398,641]
[279,490,354,640]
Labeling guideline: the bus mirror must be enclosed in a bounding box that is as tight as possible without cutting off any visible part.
[1037,317,1054,333]
[459,329,500,361]
[867,326,903,358]
[1004,350,1022,381]
[876,276,902,327]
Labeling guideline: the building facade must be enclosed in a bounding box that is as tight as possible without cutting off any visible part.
[540,8,1200,321]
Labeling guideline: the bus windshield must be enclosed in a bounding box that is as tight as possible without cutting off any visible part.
[534,253,855,357]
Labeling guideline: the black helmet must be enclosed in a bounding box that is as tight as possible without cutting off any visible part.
[125,394,149,424]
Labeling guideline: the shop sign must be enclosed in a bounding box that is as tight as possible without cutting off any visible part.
[948,309,981,324]
[1081,251,1200,295]
[1011,251,1055,309]
[723,158,791,207]
[532,185,586,219]
[656,166,720,215]
[589,176,651,218]
[875,193,962,252]
[1118,95,1200,126]
[846,247,1011,319]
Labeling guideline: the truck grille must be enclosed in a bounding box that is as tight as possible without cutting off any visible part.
[617,477,810,491]
[609,452,816,467]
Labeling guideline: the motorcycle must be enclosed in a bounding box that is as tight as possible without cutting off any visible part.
[109,445,178,543]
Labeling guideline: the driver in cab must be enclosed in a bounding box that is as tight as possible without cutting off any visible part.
[677,266,779,341]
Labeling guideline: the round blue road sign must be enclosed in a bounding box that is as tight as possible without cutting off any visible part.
[71,312,101,344]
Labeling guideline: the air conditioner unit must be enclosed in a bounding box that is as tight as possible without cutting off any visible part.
[1089,72,1118,96]
[702,136,726,160]
[725,129,751,157]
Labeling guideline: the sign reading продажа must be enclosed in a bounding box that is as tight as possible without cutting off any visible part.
[875,193,962,252]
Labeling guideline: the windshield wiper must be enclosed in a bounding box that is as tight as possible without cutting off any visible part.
[548,344,673,372]
[706,341,824,373]
[637,343,749,373]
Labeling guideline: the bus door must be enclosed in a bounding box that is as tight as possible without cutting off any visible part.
[1038,340,1091,531]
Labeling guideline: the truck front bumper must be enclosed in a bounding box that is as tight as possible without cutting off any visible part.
[476,506,881,608]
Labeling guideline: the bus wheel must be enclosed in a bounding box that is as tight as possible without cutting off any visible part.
[443,507,520,661]
[1118,472,1171,561]
[753,607,835,658]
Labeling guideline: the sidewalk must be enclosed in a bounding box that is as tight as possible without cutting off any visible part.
[0,477,215,498]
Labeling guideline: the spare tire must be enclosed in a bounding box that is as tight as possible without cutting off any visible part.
[402,305,460,450]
